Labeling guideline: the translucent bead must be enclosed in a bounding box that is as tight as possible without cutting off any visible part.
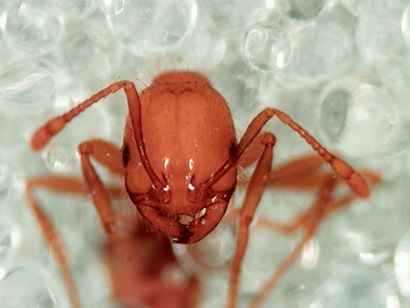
[319,77,402,156]
[42,143,81,175]
[0,214,21,266]
[402,4,410,48]
[341,0,375,16]
[56,0,95,20]
[198,0,274,34]
[342,0,409,16]
[59,19,122,81]
[395,232,410,297]
[105,0,197,57]
[39,86,113,174]
[277,21,354,87]
[0,62,55,108]
[1,0,64,54]
[243,24,291,72]
[0,163,10,192]
[178,31,227,70]
[319,87,349,142]
[356,11,408,66]
[278,0,326,20]
[0,265,61,307]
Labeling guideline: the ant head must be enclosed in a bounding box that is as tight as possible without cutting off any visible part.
[135,185,234,244]
[122,133,237,244]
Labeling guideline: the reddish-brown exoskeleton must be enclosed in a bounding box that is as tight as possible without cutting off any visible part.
[104,213,201,307]
[26,72,379,308]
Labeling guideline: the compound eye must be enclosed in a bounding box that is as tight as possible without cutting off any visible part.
[121,144,130,167]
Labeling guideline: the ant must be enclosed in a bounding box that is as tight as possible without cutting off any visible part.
[26,71,380,307]
[104,210,201,307]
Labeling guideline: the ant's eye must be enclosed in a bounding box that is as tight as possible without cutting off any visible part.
[121,144,130,167]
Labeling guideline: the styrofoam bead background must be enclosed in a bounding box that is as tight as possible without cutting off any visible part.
[0,0,409,307]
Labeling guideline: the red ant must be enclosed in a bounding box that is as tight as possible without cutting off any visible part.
[104,212,201,307]
[26,71,380,307]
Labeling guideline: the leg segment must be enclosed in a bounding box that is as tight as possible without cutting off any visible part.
[199,109,375,307]
[26,176,87,308]
[239,109,370,198]
[239,150,331,190]
[26,140,124,308]
[265,155,327,189]
[249,175,338,307]
[78,139,123,175]
[224,114,380,307]
[202,109,369,199]
[78,140,125,238]
[30,80,163,190]
[227,133,276,308]
[248,170,380,307]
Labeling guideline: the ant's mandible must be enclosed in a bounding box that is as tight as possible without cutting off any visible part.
[26,71,379,308]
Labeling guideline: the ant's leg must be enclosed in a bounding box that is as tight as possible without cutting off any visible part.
[261,170,380,231]
[249,175,339,308]
[239,134,326,188]
[321,170,381,216]
[227,138,346,307]
[227,133,276,308]
[255,177,348,236]
[249,169,381,307]
[26,177,122,308]
[77,138,123,175]
[265,155,328,189]
[239,152,329,190]
[237,133,269,168]
[29,139,124,236]
[236,109,370,198]
[26,176,90,308]
[30,81,163,189]
[249,232,315,308]
[77,139,126,238]
[202,109,369,198]
[26,139,123,308]
[27,175,122,197]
